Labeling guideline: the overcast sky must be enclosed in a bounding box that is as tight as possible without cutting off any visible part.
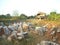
[0,0,60,16]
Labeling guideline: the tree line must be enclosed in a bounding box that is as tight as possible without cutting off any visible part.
[0,11,60,22]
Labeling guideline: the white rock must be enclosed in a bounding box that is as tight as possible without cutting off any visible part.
[17,37,22,40]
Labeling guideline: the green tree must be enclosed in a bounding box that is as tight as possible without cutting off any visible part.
[6,14,11,19]
[48,11,60,21]
[27,16,35,19]
[19,14,27,21]
[48,11,57,20]
[0,14,6,18]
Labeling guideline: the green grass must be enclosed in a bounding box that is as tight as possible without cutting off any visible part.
[0,34,36,45]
